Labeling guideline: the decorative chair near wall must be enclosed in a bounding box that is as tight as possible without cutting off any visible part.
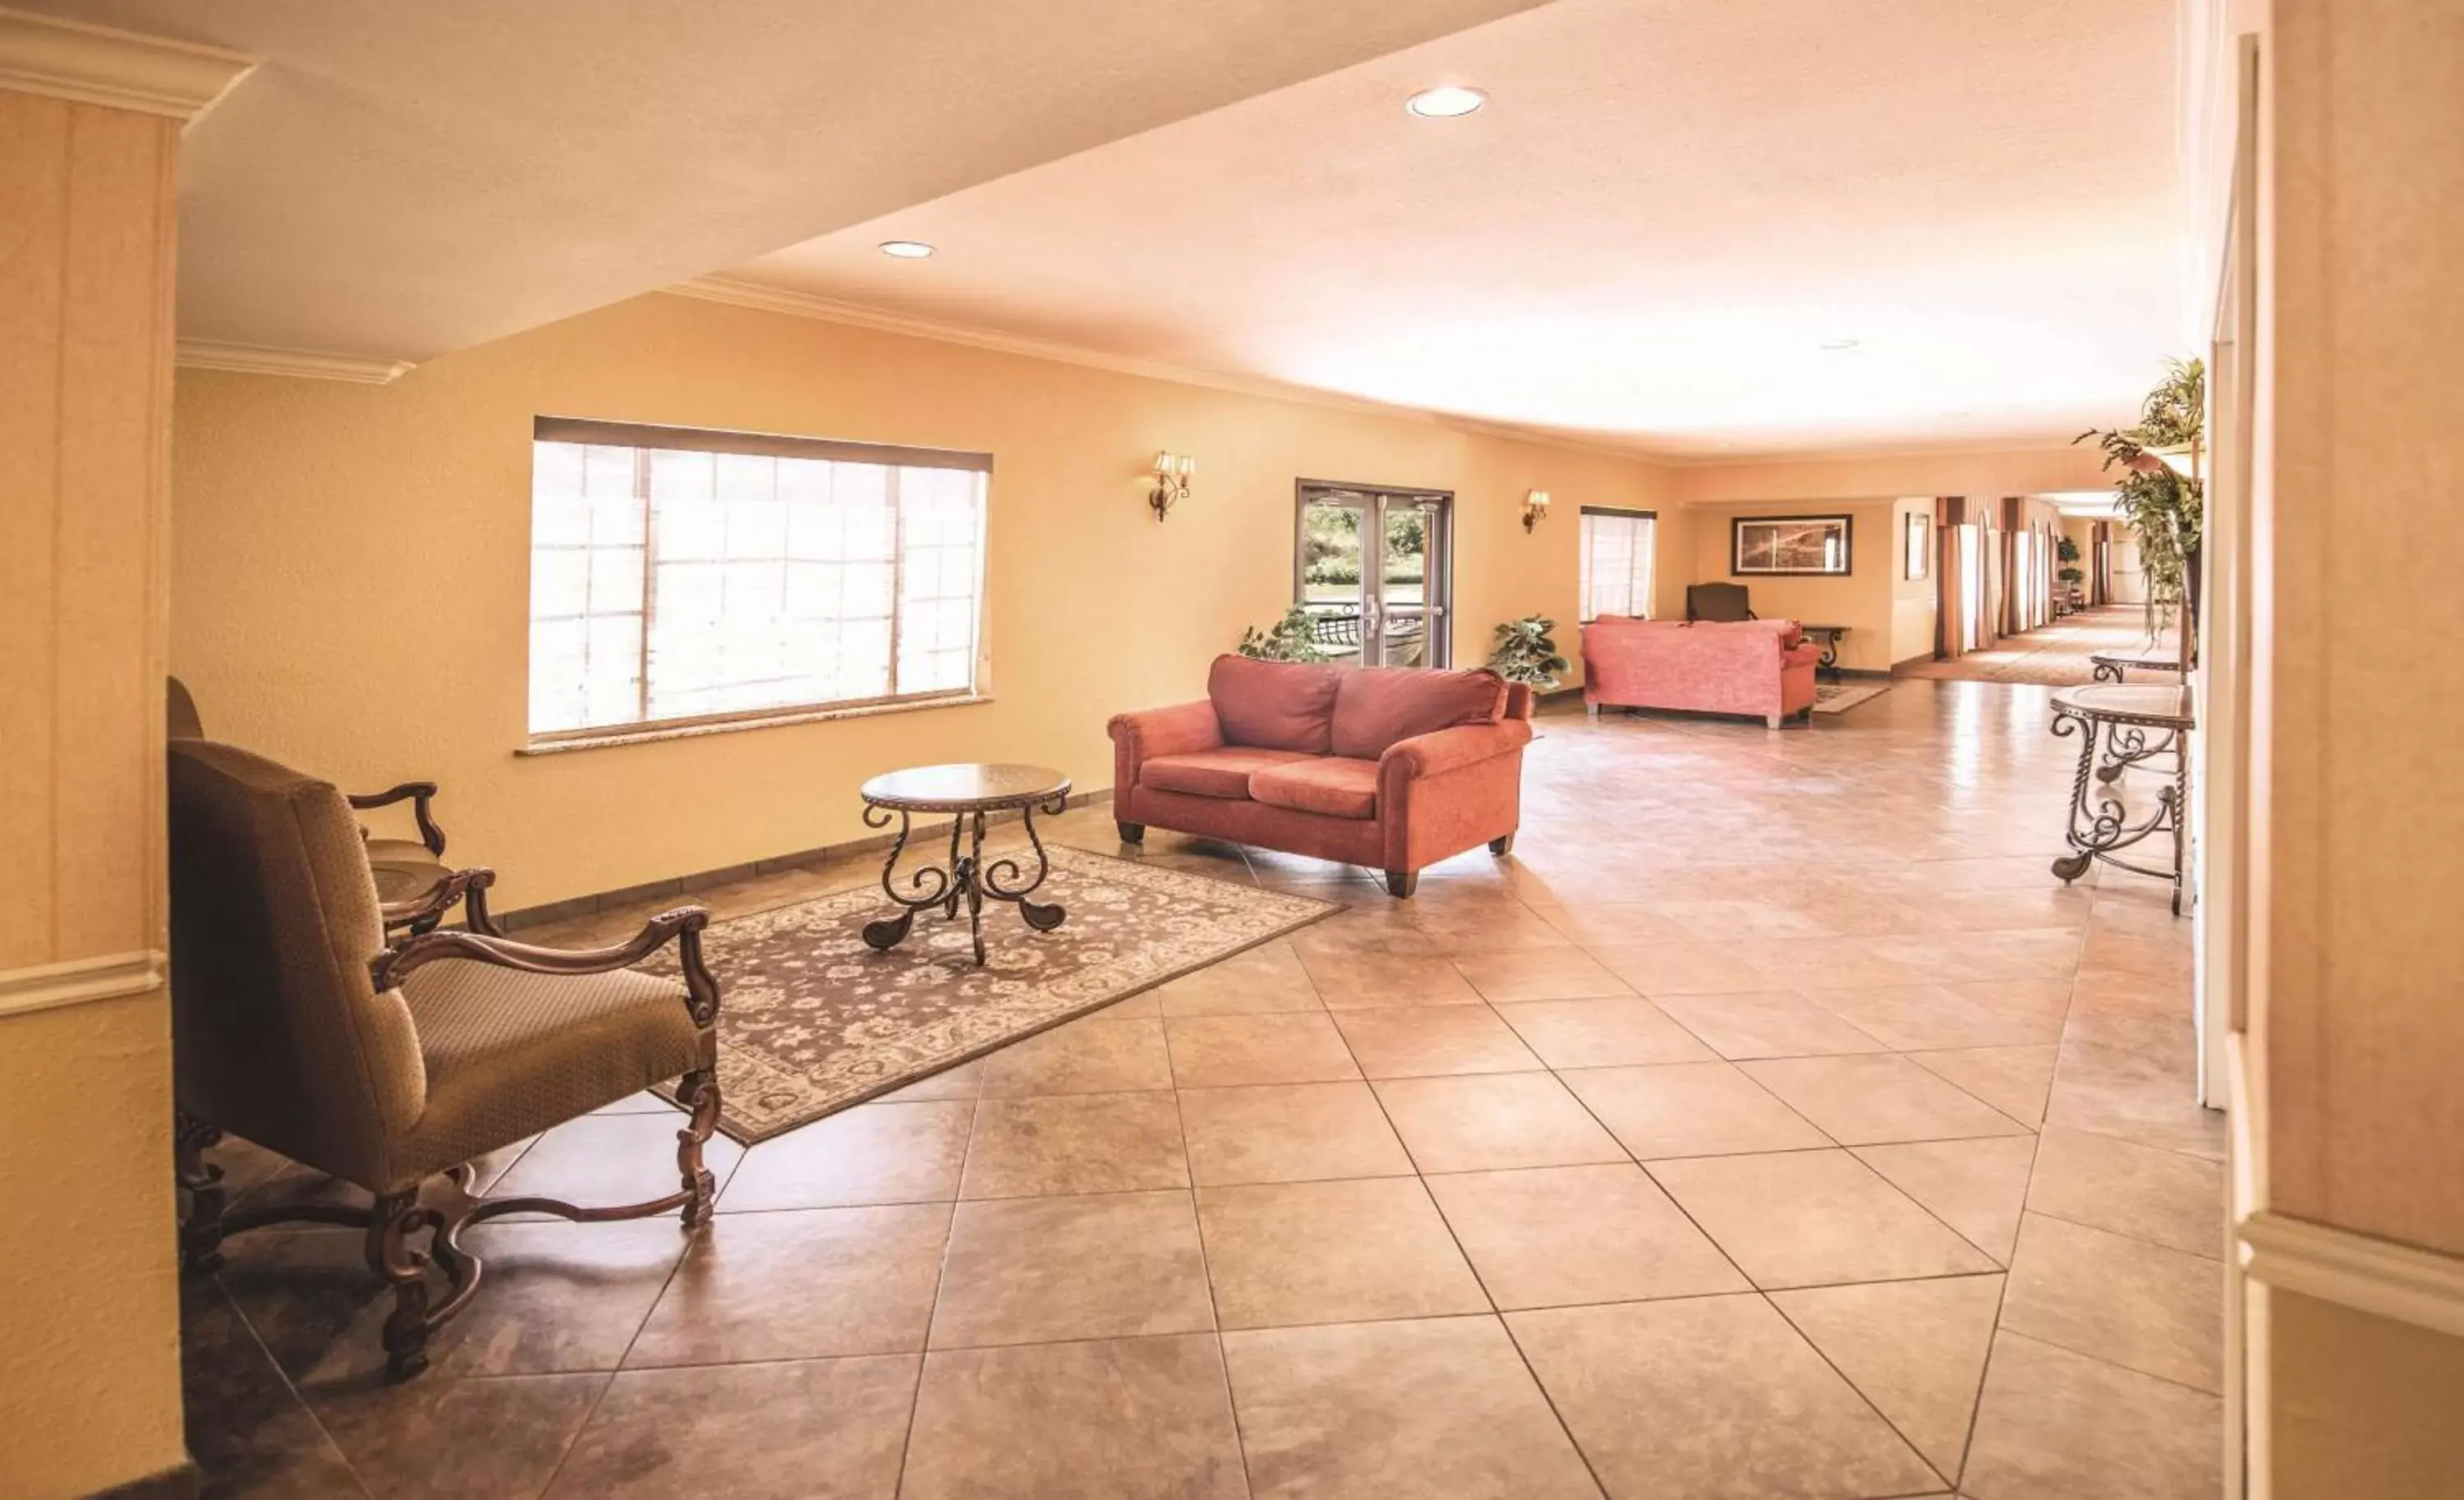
[1684,582,1758,623]
[168,738,724,1380]
[168,676,498,935]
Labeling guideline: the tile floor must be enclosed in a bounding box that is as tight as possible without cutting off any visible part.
[182,677,2227,1498]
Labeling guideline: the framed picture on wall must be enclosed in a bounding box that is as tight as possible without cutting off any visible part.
[1905,512,1930,581]
[1732,514,1852,576]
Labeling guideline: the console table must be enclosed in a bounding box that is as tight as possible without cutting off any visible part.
[1799,624,1850,683]
[858,763,1071,964]
[2048,685,2195,913]
[2089,650,2186,683]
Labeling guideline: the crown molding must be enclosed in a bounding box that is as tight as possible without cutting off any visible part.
[0,7,255,122]
[0,949,164,1020]
[664,277,1657,466]
[177,339,415,384]
[2240,1209,2464,1341]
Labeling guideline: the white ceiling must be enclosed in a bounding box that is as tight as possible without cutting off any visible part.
[22,0,1547,361]
[722,0,2186,458]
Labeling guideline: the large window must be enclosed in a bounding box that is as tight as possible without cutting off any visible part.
[527,418,988,741]
[1579,507,1657,620]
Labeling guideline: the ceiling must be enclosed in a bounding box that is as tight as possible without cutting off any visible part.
[721,0,2186,459]
[21,0,1547,361]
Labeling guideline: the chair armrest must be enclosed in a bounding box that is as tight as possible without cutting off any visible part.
[379,865,497,935]
[370,906,719,1028]
[1378,719,1536,782]
[348,780,446,856]
[1106,700,1224,761]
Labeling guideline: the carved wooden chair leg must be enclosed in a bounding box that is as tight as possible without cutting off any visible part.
[365,1192,437,1382]
[175,1110,228,1273]
[675,1069,722,1229]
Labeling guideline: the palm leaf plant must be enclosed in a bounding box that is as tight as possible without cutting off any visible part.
[2077,358,2204,638]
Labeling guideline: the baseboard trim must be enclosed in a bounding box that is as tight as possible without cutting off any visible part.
[0,949,165,1020]
[496,789,1117,931]
[2239,1209,2464,1340]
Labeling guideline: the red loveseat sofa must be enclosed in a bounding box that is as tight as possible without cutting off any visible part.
[1108,656,1534,897]
[1581,616,1823,728]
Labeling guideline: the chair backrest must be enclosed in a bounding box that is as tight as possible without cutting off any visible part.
[1686,582,1756,622]
[166,675,204,739]
[168,738,427,1189]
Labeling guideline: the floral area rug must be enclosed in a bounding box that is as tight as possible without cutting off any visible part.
[648,846,1336,1143]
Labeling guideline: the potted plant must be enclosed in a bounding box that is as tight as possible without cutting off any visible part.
[1237,605,1331,664]
[2077,358,2204,639]
[1487,614,1568,691]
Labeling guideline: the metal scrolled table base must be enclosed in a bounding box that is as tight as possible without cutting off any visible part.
[857,766,1071,965]
[2048,689,2192,915]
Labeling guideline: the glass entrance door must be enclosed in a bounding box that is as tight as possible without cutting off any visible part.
[1296,482,1450,668]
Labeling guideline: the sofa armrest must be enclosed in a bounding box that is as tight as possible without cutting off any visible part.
[1378,718,1535,783]
[1107,699,1224,758]
[1107,699,1224,800]
[1781,642,1825,669]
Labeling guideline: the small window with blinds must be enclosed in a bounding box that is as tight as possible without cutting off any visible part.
[1579,507,1657,621]
[526,417,989,742]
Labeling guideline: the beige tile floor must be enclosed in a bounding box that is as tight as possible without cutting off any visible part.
[183,678,2226,1498]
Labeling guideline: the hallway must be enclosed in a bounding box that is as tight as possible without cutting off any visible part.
[1904,607,2179,688]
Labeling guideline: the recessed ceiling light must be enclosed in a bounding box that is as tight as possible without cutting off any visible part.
[877,240,935,259]
[1818,338,1860,351]
[1405,85,1487,118]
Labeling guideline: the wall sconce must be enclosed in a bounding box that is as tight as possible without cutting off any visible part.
[1150,451,1196,520]
[1522,489,1551,533]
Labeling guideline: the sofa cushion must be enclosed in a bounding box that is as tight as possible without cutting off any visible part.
[1208,655,1344,753]
[1328,666,1508,760]
[1248,757,1381,821]
[1141,747,1315,800]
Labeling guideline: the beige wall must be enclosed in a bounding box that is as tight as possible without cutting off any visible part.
[0,90,191,1498]
[2241,2,2464,1492]
[1680,499,1901,671]
[2262,0,2464,1266]
[172,292,1680,911]
[1886,498,1939,665]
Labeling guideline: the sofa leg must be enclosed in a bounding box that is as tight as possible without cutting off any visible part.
[1116,821,1145,845]
[1488,833,1515,857]
[1766,713,1785,729]
[1383,870,1418,899]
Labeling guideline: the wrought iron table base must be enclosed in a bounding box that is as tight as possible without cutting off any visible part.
[862,795,1069,964]
[2052,711,2188,913]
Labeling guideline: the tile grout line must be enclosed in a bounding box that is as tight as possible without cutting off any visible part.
[1166,1024,1262,1500]
[1322,986,1620,1500]
[536,1111,758,1497]
[203,1270,380,1500]
[887,1091,979,1499]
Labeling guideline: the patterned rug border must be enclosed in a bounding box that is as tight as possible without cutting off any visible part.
[656,845,1341,1144]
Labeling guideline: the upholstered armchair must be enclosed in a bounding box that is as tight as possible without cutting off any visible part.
[167,675,497,935]
[168,739,723,1381]
[1685,582,1757,622]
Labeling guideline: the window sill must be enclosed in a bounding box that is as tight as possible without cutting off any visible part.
[517,693,992,757]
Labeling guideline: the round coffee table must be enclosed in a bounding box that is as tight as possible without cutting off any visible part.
[858,763,1072,964]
